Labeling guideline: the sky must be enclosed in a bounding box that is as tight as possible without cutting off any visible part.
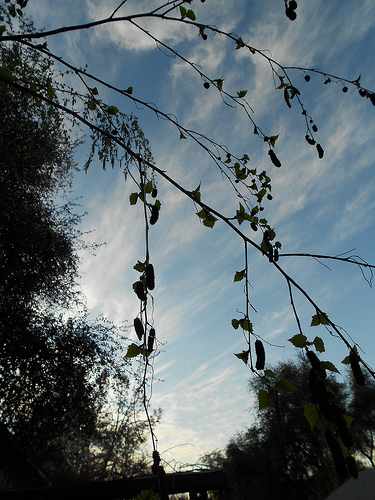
[22,0,375,470]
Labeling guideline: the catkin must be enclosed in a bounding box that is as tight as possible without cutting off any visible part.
[148,328,156,352]
[306,350,321,369]
[135,281,147,302]
[325,428,348,480]
[150,204,159,225]
[134,318,144,341]
[336,413,353,448]
[268,149,281,168]
[349,351,365,386]
[315,378,336,422]
[255,339,265,370]
[146,263,155,290]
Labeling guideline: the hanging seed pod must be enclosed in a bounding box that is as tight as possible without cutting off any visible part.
[135,280,147,302]
[151,187,158,198]
[268,247,274,262]
[316,143,324,159]
[274,248,279,262]
[150,204,159,225]
[318,366,327,379]
[325,429,348,480]
[134,317,144,341]
[285,7,297,21]
[349,350,365,385]
[268,149,281,168]
[306,350,321,369]
[255,339,265,370]
[336,413,353,448]
[148,327,156,352]
[145,263,155,290]
[345,456,359,479]
[305,134,316,146]
[316,378,336,422]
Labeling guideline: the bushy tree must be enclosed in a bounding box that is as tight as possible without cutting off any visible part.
[203,358,368,499]
[0,41,80,316]
[0,21,154,485]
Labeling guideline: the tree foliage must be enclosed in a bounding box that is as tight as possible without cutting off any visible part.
[203,358,374,499]
[0,18,155,485]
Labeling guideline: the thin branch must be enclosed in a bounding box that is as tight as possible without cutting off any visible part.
[280,252,374,287]
[2,75,374,380]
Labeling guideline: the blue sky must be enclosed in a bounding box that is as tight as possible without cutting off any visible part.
[25,0,375,468]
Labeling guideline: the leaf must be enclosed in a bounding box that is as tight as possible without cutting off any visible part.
[202,214,218,228]
[125,86,133,94]
[129,192,138,205]
[215,78,224,90]
[125,343,141,358]
[133,260,145,273]
[313,336,325,353]
[231,318,240,330]
[191,184,201,202]
[343,414,354,428]
[289,86,300,98]
[341,355,350,365]
[88,101,96,111]
[311,312,329,326]
[107,105,119,115]
[235,37,245,50]
[144,181,153,194]
[196,208,208,219]
[90,87,99,95]
[241,318,252,332]
[264,369,276,378]
[321,361,340,373]
[258,389,276,410]
[0,25,6,36]
[234,350,249,364]
[269,135,279,148]
[237,90,247,98]
[154,199,161,210]
[304,403,320,430]
[288,333,308,348]
[233,269,246,282]
[179,131,187,140]
[186,9,196,20]
[179,5,186,18]
[275,378,297,392]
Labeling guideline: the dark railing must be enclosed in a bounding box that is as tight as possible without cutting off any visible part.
[0,469,226,499]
